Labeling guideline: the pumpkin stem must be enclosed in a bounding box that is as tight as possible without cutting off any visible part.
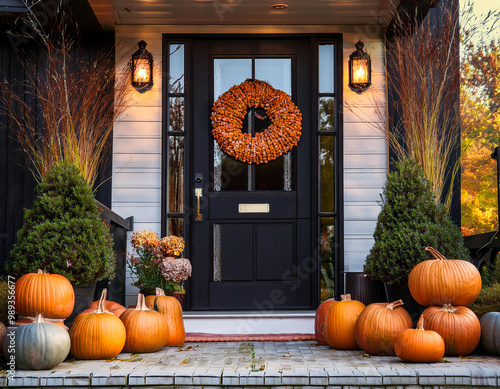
[34,313,47,323]
[440,303,458,313]
[340,294,351,301]
[386,299,404,310]
[155,287,166,297]
[425,247,447,260]
[136,293,151,311]
[96,289,109,314]
[416,315,425,330]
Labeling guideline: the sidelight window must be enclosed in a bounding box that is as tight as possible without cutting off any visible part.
[165,43,186,237]
[318,42,338,301]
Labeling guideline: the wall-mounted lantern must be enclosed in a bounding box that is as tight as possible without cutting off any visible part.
[131,40,153,92]
[348,41,371,93]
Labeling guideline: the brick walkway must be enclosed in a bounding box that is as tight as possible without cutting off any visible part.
[2,341,500,388]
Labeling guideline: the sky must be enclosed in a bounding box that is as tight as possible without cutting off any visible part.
[466,0,500,41]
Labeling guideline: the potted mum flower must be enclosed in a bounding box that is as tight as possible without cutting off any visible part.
[128,230,192,302]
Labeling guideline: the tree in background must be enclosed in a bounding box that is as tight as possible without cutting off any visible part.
[461,39,500,235]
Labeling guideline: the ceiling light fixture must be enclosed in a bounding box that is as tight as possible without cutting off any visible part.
[270,3,288,10]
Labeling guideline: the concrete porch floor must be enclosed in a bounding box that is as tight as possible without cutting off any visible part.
[1,341,500,388]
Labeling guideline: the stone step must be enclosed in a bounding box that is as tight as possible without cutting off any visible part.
[183,310,315,334]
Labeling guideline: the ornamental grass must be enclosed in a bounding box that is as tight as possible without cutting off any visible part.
[0,3,130,186]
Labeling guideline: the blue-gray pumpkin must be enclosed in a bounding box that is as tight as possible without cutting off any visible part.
[480,312,500,356]
[3,314,70,370]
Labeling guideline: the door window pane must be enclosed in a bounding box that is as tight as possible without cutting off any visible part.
[169,44,184,93]
[213,57,293,192]
[168,136,184,212]
[214,142,248,191]
[214,58,252,99]
[320,136,335,212]
[319,44,334,93]
[255,157,285,190]
[255,58,292,95]
[168,218,184,238]
[169,97,184,132]
[320,217,335,301]
[319,97,335,132]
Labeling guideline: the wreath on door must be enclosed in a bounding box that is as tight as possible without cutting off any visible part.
[211,79,302,164]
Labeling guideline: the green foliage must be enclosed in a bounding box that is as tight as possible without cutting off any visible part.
[479,254,500,287]
[470,283,500,319]
[365,159,469,286]
[128,246,184,296]
[7,161,115,285]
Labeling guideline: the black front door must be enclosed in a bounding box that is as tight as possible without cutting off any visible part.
[190,38,314,310]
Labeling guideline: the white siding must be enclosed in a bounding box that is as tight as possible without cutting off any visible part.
[114,25,387,303]
[114,33,164,306]
[342,33,387,273]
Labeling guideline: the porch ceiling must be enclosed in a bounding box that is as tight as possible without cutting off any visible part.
[88,0,401,30]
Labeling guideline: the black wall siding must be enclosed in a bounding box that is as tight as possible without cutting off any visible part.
[385,0,461,225]
[0,29,115,275]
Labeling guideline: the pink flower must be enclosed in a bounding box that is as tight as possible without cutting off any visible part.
[161,258,192,282]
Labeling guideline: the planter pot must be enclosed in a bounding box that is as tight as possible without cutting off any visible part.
[170,291,185,306]
[65,282,97,327]
[345,272,386,305]
[384,283,424,326]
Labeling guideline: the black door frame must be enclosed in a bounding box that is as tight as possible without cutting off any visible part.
[161,34,344,310]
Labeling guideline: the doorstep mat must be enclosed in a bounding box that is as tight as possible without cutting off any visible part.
[185,333,316,342]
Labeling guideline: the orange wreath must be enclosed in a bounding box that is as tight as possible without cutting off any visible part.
[211,79,302,164]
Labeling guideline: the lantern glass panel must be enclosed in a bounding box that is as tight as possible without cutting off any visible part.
[351,58,369,85]
[133,58,151,85]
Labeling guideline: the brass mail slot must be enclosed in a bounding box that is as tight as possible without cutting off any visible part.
[238,203,270,213]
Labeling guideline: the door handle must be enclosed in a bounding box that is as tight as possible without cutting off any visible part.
[195,188,203,220]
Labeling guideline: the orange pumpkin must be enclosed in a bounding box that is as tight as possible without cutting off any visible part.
[15,269,75,319]
[408,247,481,307]
[145,288,185,346]
[395,315,445,362]
[69,289,126,359]
[0,322,6,357]
[88,299,126,318]
[422,304,481,356]
[324,294,365,349]
[314,298,335,345]
[354,299,413,355]
[120,293,168,353]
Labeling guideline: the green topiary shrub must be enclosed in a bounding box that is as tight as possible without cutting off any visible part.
[7,161,115,286]
[365,159,469,286]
